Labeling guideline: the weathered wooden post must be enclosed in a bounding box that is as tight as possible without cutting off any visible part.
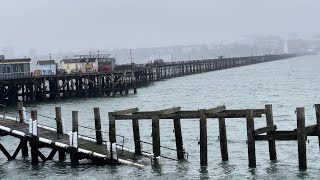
[173,116,184,160]
[152,113,161,162]
[132,117,141,154]
[133,75,137,94]
[30,110,39,164]
[219,117,228,161]
[199,109,207,166]
[246,109,256,168]
[296,107,307,170]
[94,107,103,145]
[315,104,320,149]
[70,111,79,165]
[265,104,277,160]
[108,112,116,160]
[111,74,116,97]
[124,72,128,95]
[17,102,24,123]
[17,102,28,157]
[55,107,63,135]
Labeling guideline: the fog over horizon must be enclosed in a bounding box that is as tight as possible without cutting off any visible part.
[0,0,319,58]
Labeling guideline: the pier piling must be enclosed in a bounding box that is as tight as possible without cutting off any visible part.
[296,107,307,170]
[94,107,103,145]
[246,109,256,168]
[265,104,277,160]
[199,109,207,166]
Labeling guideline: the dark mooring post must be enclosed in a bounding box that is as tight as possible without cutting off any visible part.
[30,110,39,164]
[17,102,24,123]
[265,104,277,160]
[69,111,79,165]
[173,116,184,160]
[18,102,28,157]
[315,104,320,149]
[55,107,63,135]
[199,109,207,166]
[152,113,161,161]
[108,112,116,159]
[218,117,228,161]
[297,107,307,170]
[94,107,103,145]
[246,109,256,168]
[132,117,141,154]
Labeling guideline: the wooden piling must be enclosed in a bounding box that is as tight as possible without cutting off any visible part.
[94,107,103,145]
[55,107,63,135]
[199,109,207,166]
[17,102,24,123]
[315,104,320,149]
[246,109,256,168]
[296,107,307,170]
[173,116,184,160]
[152,113,161,159]
[132,117,141,154]
[265,104,277,160]
[218,117,228,161]
[70,111,79,165]
[20,139,28,157]
[108,112,116,160]
[30,110,39,164]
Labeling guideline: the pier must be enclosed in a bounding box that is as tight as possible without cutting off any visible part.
[1,102,319,170]
[0,53,301,105]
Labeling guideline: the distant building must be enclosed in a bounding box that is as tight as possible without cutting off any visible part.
[97,57,116,72]
[37,60,57,75]
[0,57,31,80]
[62,56,98,74]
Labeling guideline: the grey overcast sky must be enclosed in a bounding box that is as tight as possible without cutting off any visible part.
[0,0,319,53]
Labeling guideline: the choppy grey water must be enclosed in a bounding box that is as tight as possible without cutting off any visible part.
[1,55,320,179]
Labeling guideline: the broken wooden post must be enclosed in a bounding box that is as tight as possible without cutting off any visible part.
[219,117,228,161]
[132,117,141,154]
[199,109,207,166]
[265,104,277,160]
[296,107,307,170]
[30,110,39,164]
[70,111,79,165]
[152,113,161,162]
[94,107,103,145]
[246,109,256,168]
[315,104,320,149]
[55,107,63,135]
[108,112,116,160]
[173,115,184,160]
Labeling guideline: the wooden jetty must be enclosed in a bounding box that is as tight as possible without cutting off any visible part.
[1,102,319,170]
[0,53,301,105]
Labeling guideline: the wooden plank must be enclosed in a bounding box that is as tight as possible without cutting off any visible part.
[112,108,139,116]
[297,107,307,170]
[246,109,256,168]
[94,107,103,145]
[173,116,184,160]
[199,109,207,166]
[132,118,141,154]
[265,104,276,160]
[255,134,297,141]
[219,117,228,161]
[254,125,277,136]
[315,104,320,149]
[158,106,181,114]
[206,105,225,114]
[152,113,161,160]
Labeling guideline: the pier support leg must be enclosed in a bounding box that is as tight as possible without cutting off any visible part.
[30,110,39,164]
[246,109,256,168]
[21,139,28,157]
[94,107,103,145]
[109,112,116,160]
[219,117,228,161]
[173,116,184,160]
[152,113,160,161]
[70,111,79,165]
[297,107,307,170]
[58,150,66,162]
[199,109,207,166]
[55,107,63,137]
[315,104,320,149]
[265,104,277,160]
[132,118,141,154]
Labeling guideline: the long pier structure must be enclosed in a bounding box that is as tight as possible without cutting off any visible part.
[0,53,300,105]
[0,102,319,170]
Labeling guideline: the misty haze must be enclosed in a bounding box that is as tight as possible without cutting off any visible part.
[0,1,320,179]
